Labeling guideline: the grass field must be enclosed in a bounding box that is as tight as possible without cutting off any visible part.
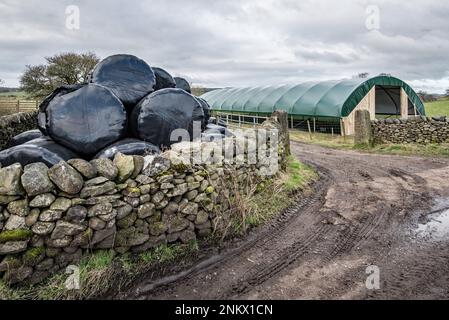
[0,91,27,98]
[425,98,449,117]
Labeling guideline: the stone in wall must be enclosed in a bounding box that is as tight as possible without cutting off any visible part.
[372,116,449,145]
[354,110,373,146]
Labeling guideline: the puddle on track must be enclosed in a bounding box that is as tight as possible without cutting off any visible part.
[415,198,449,240]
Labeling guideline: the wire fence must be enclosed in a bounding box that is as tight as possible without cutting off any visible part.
[0,99,39,116]
[213,111,343,136]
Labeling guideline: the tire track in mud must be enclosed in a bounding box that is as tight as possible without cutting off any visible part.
[221,223,333,298]
[367,242,449,299]
[130,165,333,299]
[119,141,449,300]
[325,168,428,261]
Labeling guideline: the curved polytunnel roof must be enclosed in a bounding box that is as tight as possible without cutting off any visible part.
[201,76,426,118]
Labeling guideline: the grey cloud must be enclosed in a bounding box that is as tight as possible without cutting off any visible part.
[0,0,448,92]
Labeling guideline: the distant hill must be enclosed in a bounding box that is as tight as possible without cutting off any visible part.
[191,87,220,96]
[0,87,21,93]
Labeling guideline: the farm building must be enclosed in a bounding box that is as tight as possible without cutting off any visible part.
[200,75,425,135]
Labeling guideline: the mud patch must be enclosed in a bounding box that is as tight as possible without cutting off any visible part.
[115,142,449,300]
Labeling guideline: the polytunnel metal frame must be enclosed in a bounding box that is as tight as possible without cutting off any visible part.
[200,76,426,119]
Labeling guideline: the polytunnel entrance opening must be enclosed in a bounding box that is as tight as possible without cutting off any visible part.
[375,86,401,116]
[375,85,416,117]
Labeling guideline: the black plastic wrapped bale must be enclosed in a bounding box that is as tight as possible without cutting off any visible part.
[174,77,191,93]
[130,88,204,148]
[207,117,228,128]
[0,137,79,167]
[42,84,127,157]
[208,117,216,124]
[91,54,156,108]
[217,119,228,127]
[201,132,225,141]
[206,124,226,135]
[95,138,160,159]
[38,84,84,134]
[153,67,176,91]
[9,130,44,147]
[195,97,211,129]
[205,124,233,137]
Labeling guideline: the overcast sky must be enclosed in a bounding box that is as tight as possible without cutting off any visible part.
[1,0,448,93]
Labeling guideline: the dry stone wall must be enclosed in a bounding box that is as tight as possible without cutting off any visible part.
[0,114,288,286]
[372,116,449,145]
[0,112,38,150]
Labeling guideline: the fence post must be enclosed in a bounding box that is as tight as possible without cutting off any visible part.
[340,119,346,142]
[272,110,291,158]
[307,120,313,140]
[238,115,241,127]
[313,117,316,133]
[291,115,293,129]
[16,100,20,113]
[226,114,229,126]
[253,115,256,128]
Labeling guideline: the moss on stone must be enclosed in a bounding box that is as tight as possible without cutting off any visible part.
[199,198,212,206]
[205,186,214,194]
[0,229,33,244]
[117,212,137,229]
[256,182,266,193]
[22,247,45,266]
[196,170,208,177]
[149,222,168,236]
[171,163,189,173]
[155,170,172,178]
[115,227,136,247]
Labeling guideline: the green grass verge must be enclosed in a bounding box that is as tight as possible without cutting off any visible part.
[290,130,355,150]
[0,243,199,300]
[139,241,199,264]
[290,130,449,158]
[241,156,318,230]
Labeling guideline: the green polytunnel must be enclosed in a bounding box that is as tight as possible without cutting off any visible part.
[200,76,426,118]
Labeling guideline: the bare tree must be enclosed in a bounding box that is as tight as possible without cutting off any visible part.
[418,90,437,103]
[20,52,100,98]
[358,72,369,79]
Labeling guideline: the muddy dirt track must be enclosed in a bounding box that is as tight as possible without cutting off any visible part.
[121,142,449,300]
